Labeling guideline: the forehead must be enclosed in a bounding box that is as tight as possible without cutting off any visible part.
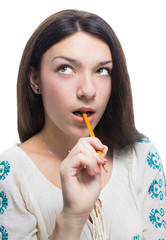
[42,32,112,63]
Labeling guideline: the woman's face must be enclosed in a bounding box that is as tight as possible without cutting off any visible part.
[38,32,112,139]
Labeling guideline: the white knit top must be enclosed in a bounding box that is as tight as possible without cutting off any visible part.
[0,139,166,240]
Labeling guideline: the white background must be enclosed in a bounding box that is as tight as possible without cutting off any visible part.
[0,0,165,169]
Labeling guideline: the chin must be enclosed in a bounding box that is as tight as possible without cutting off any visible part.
[69,129,90,140]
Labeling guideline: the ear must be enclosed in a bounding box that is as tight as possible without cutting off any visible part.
[29,66,41,94]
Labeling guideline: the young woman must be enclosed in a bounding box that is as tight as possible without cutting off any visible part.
[0,9,165,240]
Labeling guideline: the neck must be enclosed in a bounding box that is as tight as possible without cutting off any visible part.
[40,124,79,160]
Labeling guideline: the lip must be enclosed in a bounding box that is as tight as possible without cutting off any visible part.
[72,106,95,124]
[74,106,95,113]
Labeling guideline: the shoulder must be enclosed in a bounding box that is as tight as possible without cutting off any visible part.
[0,144,39,211]
[0,145,38,238]
[131,138,164,194]
[0,144,36,182]
[133,138,161,171]
[114,138,158,169]
[134,138,158,155]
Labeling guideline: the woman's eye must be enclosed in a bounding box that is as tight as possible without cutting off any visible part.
[97,68,109,76]
[59,66,72,74]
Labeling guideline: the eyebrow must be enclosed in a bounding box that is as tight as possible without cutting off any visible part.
[51,56,113,67]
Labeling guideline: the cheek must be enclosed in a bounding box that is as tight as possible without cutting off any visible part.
[41,80,72,116]
[96,81,111,120]
[99,80,112,104]
[43,88,64,110]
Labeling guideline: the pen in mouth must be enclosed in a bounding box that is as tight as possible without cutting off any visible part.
[73,111,93,117]
[73,107,95,118]
[82,112,108,173]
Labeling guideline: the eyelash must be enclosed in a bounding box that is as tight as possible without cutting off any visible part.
[97,67,112,76]
[56,65,73,73]
[56,65,112,76]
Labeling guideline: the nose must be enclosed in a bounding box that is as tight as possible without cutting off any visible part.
[77,73,96,100]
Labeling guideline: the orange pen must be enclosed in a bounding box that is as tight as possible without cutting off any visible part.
[82,112,108,173]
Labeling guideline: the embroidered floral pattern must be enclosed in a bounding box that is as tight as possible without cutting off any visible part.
[147,150,166,203]
[0,161,10,180]
[0,226,8,240]
[139,139,151,144]
[148,179,164,200]
[0,191,8,214]
[149,208,166,229]
[147,152,161,171]
[133,235,140,240]
[162,169,166,203]
[147,149,166,235]
[132,235,143,240]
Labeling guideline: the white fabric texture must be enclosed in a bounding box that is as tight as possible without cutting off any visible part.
[0,139,166,240]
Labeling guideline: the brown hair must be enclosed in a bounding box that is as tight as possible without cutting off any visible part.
[17,9,144,149]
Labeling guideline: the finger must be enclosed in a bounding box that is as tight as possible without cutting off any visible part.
[88,137,105,152]
[61,151,104,177]
[67,140,106,173]
[68,137,105,158]
[78,139,108,162]
[101,145,108,157]
[96,154,107,165]
[78,139,105,162]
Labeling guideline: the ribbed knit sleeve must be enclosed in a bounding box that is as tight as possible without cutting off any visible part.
[0,145,38,240]
[132,140,166,239]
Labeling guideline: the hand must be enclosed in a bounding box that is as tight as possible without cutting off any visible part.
[60,137,108,219]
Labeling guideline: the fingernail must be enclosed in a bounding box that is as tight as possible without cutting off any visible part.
[97,154,107,163]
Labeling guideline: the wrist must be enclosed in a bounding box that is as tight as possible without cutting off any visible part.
[51,210,87,240]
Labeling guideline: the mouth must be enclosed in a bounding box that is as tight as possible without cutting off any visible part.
[72,111,94,117]
[72,107,95,123]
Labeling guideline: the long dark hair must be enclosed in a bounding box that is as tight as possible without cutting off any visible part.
[17,9,144,149]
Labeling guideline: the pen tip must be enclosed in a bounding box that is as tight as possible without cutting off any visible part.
[103,164,108,173]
